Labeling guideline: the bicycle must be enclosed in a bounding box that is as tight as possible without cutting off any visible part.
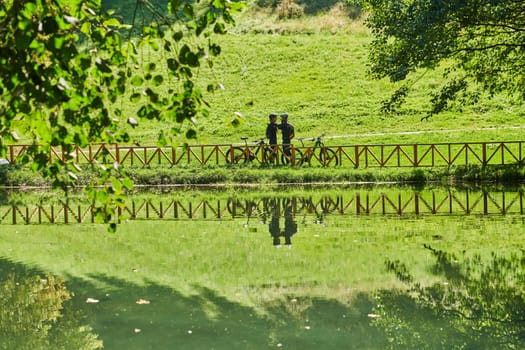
[295,133,339,166]
[226,137,279,164]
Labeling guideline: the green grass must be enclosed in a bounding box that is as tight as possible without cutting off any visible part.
[118,17,524,147]
[4,7,524,189]
[2,162,524,188]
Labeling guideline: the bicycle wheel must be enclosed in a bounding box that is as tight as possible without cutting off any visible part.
[226,147,247,164]
[281,148,304,166]
[319,148,339,166]
[263,147,279,165]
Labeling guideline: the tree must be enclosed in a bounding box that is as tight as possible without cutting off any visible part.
[0,0,242,230]
[364,0,525,116]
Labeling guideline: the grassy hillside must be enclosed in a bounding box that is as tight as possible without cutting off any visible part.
[120,3,524,147]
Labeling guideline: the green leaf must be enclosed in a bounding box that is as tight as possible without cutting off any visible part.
[103,18,121,27]
[130,75,143,86]
[152,75,164,86]
[172,31,183,42]
[145,63,156,72]
[167,58,179,71]
[209,43,221,56]
[54,36,65,49]
[130,93,141,103]
[122,177,134,191]
[108,223,117,233]
[80,21,91,35]
[186,128,197,139]
[213,22,225,34]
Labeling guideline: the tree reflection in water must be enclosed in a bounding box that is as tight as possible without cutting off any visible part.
[0,268,102,350]
[373,246,525,349]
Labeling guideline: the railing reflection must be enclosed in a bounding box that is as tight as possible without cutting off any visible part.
[0,188,523,225]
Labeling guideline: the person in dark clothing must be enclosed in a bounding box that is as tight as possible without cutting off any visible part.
[279,113,295,156]
[265,113,279,146]
[282,199,297,246]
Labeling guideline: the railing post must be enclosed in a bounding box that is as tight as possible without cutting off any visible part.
[518,141,524,165]
[501,142,505,165]
[354,146,359,168]
[413,144,418,166]
[482,142,487,166]
[519,191,524,215]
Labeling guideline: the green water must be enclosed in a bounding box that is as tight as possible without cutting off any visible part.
[1,185,524,349]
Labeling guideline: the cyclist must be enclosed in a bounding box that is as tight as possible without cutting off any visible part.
[266,113,279,146]
[279,112,295,156]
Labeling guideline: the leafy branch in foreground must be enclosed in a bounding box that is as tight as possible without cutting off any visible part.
[0,0,242,231]
[365,0,525,117]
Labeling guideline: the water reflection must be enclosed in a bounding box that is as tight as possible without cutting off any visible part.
[373,247,525,349]
[0,260,102,349]
[0,186,523,224]
[2,250,524,349]
[268,199,298,247]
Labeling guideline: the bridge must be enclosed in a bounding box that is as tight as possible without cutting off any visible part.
[4,141,525,168]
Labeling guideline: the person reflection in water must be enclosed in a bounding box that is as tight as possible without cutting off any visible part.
[269,199,297,247]
[269,205,281,247]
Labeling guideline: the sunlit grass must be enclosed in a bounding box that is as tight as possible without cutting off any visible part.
[119,27,524,147]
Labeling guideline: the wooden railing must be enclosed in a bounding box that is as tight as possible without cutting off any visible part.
[1,190,523,225]
[4,141,525,168]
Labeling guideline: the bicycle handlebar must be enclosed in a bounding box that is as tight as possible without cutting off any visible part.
[239,137,267,145]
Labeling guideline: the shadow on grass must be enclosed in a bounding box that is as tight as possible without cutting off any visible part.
[0,257,386,350]
[4,249,525,349]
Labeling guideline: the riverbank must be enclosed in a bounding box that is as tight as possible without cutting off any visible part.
[1,163,524,189]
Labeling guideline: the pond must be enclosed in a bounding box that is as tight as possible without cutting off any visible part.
[0,185,524,349]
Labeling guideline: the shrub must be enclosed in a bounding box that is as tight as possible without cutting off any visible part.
[277,0,304,19]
